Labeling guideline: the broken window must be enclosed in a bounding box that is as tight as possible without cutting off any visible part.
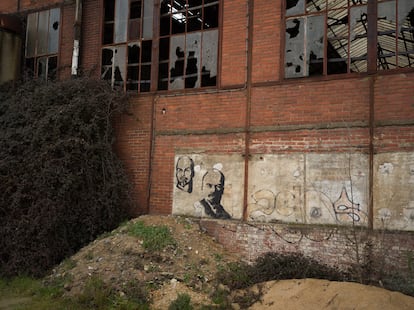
[284,0,414,78]
[102,0,153,92]
[377,0,414,70]
[25,8,60,80]
[158,0,219,90]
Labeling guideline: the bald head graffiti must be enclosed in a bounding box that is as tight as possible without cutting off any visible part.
[197,168,230,219]
[176,156,194,193]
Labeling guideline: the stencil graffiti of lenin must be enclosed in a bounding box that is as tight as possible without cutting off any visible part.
[194,168,231,219]
[175,156,194,193]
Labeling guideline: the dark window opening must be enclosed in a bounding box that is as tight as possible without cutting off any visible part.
[158,0,219,90]
[102,0,153,92]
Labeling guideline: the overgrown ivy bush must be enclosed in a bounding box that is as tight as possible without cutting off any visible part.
[0,78,132,277]
[218,252,350,290]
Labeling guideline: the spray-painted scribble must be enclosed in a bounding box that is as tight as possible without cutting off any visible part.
[333,187,365,223]
[175,156,194,193]
[247,189,302,223]
[194,168,231,219]
[248,186,365,225]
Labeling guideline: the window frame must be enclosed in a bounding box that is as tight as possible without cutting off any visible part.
[24,7,61,81]
[157,0,220,91]
[283,0,414,79]
[101,0,154,92]
[100,0,221,93]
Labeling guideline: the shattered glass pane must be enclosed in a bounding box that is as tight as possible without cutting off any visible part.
[113,45,126,87]
[26,13,37,57]
[398,0,414,31]
[398,6,414,68]
[307,15,324,76]
[48,8,60,54]
[327,8,348,39]
[327,0,347,10]
[349,4,367,72]
[185,32,201,88]
[285,18,305,78]
[286,0,305,17]
[115,0,128,43]
[143,0,154,39]
[169,34,185,89]
[397,1,413,68]
[37,10,49,55]
[327,8,348,74]
[377,1,396,70]
[201,29,218,86]
[349,0,367,5]
[350,4,367,41]
[306,0,326,13]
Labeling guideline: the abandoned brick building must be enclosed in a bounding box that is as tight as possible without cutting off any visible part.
[1,0,414,271]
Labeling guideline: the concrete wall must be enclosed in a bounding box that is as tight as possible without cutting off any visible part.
[374,152,414,231]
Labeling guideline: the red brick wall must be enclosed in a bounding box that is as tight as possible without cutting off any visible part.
[59,3,74,79]
[252,0,282,83]
[200,219,414,274]
[80,0,101,78]
[250,78,370,128]
[374,73,414,124]
[114,95,154,216]
[221,0,247,87]
[155,91,247,133]
[250,128,370,154]
[0,2,17,13]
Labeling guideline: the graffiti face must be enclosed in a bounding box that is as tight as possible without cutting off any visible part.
[202,169,224,205]
[176,156,194,193]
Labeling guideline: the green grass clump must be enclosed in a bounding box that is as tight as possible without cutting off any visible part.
[128,221,176,252]
[0,275,151,309]
[168,293,193,310]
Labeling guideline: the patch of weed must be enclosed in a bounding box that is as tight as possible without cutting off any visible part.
[218,252,348,291]
[168,293,193,310]
[128,221,176,252]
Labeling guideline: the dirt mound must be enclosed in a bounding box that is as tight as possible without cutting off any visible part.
[47,215,414,309]
[48,215,239,308]
[248,278,414,310]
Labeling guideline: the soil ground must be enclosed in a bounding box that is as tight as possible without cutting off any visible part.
[41,215,414,309]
